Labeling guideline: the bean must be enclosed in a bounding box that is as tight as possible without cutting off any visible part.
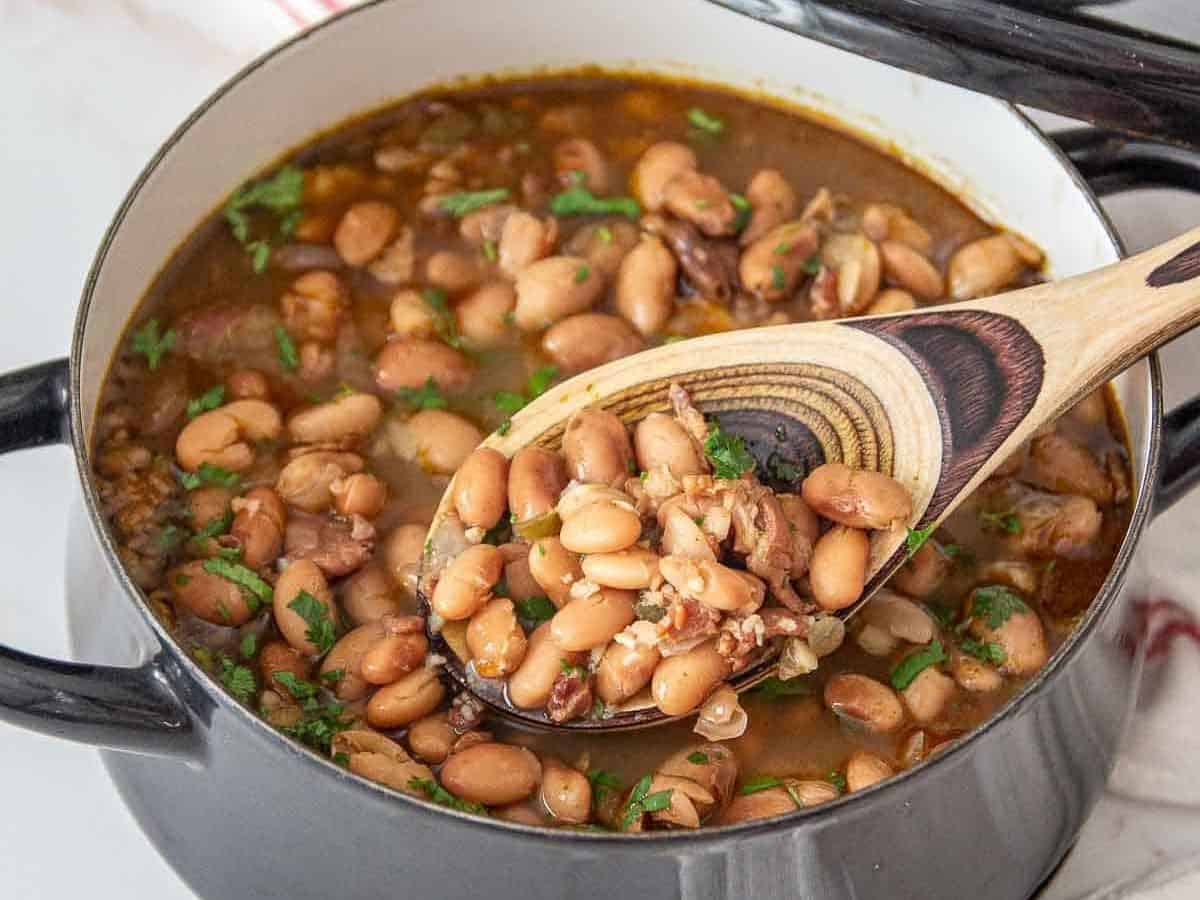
[540,757,592,824]
[508,622,584,709]
[274,559,336,656]
[809,526,869,611]
[169,562,254,626]
[455,282,516,348]
[860,589,935,644]
[366,666,445,729]
[651,640,731,717]
[321,622,386,701]
[801,462,913,530]
[658,743,739,815]
[631,142,698,212]
[967,596,1048,675]
[452,447,509,529]
[459,204,515,245]
[658,503,717,561]
[440,743,542,806]
[824,673,905,733]
[889,541,950,597]
[382,523,428,595]
[361,627,428,686]
[901,666,958,723]
[297,341,334,381]
[369,227,416,286]
[425,249,483,294]
[275,450,364,512]
[556,483,635,522]
[389,288,437,339]
[175,399,282,472]
[581,548,660,590]
[287,392,382,445]
[950,649,1004,692]
[225,369,270,401]
[404,409,484,476]
[494,803,544,826]
[549,587,636,651]
[466,597,528,677]
[337,731,434,795]
[845,751,895,792]
[230,486,286,569]
[1027,433,1113,505]
[553,137,610,193]
[500,543,542,601]
[880,240,944,300]
[334,201,398,266]
[527,537,583,608]
[720,788,797,825]
[340,563,402,625]
[564,220,640,279]
[820,233,882,314]
[279,271,347,342]
[541,313,642,373]
[860,203,933,255]
[741,169,797,246]
[406,712,457,764]
[643,774,717,829]
[595,639,660,704]
[259,639,310,687]
[499,211,559,278]
[508,447,568,522]
[374,338,474,392]
[330,472,388,518]
[1013,492,1101,558]
[615,235,676,336]
[559,501,642,554]
[634,412,705,478]
[663,170,736,237]
[513,255,605,331]
[866,288,917,315]
[739,221,821,301]
[431,543,504,620]
[188,486,233,537]
[562,408,635,488]
[947,232,1042,300]
[659,556,764,612]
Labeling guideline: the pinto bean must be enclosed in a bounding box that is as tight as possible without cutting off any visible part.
[861,203,933,255]
[288,393,382,446]
[389,289,437,339]
[175,399,282,472]
[334,201,398,266]
[950,649,1004,692]
[541,313,642,373]
[658,743,738,818]
[297,341,335,382]
[550,587,636,651]
[513,255,605,331]
[631,142,698,212]
[634,412,705,478]
[508,447,569,522]
[595,638,660,704]
[425,250,484,294]
[168,561,255,626]
[441,743,542,806]
[553,137,610,193]
[455,282,516,348]
[466,597,527,677]
[809,526,869,611]
[861,589,935,645]
[366,666,445,729]
[900,666,957,723]
[402,409,484,476]
[527,537,584,608]
[615,235,676,336]
[967,591,1049,675]
[820,233,882,314]
[188,486,233,536]
[320,622,386,701]
[651,640,731,717]
[459,204,516,245]
[499,543,541,602]
[582,548,660,590]
[340,563,402,625]
[947,232,1043,300]
[369,227,416,286]
[382,523,428,595]
[273,559,336,656]
[663,170,736,237]
[866,288,917,315]
[739,221,820,301]
[259,639,309,687]
[562,408,635,488]
[845,751,895,792]
[889,541,950,598]
[801,462,912,530]
[280,270,348,343]
[564,220,640,279]
[741,169,797,246]
[374,338,474,392]
[432,543,504,621]
[407,712,457,764]
[1027,433,1113,505]
[275,451,364,512]
[509,622,585,709]
[559,501,642,554]
[336,731,434,796]
[361,628,428,686]
[879,240,944,300]
[720,787,797,824]
[556,483,636,522]
[1012,492,1102,558]
[540,757,592,824]
[660,556,764,612]
[824,673,905,733]
[330,472,387,518]
[230,486,286,569]
[452,447,509,530]
[225,369,270,401]
[499,211,558,278]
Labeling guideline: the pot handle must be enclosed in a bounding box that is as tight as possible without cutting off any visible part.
[1052,128,1200,514]
[0,359,196,758]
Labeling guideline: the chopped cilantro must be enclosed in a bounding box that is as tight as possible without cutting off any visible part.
[190,510,233,545]
[320,668,346,684]
[155,524,186,552]
[272,672,317,701]
[979,509,1022,534]
[596,225,613,244]
[493,391,528,416]
[905,524,935,559]
[515,596,557,627]
[409,777,488,815]
[703,422,756,479]
[751,676,811,699]
[527,365,558,398]
[333,752,350,768]
[970,585,1028,629]
[574,264,591,284]
[739,775,784,795]
[590,699,608,720]
[925,602,956,630]
[217,546,244,562]
[687,107,725,134]
[201,557,272,612]
[186,385,226,420]
[239,632,258,660]
[422,287,465,349]
[687,752,709,765]
[828,771,847,793]
[496,419,512,436]
[620,774,673,830]
[890,639,947,691]
[493,366,558,418]
[131,319,176,371]
[587,769,621,806]
[274,325,299,372]
[288,590,337,656]
[438,188,510,218]
[249,241,272,274]
[217,654,256,704]
[802,256,822,276]
[634,600,666,623]
[960,637,1007,666]
[771,264,786,291]
[396,376,448,410]
[223,165,304,273]
[730,192,751,232]
[180,463,240,491]
[559,658,588,679]
[275,678,352,754]
[549,186,641,221]
[482,240,498,262]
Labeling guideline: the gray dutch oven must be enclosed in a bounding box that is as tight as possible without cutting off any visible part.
[3,1,1200,898]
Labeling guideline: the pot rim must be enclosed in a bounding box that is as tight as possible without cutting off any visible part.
[67,0,1161,844]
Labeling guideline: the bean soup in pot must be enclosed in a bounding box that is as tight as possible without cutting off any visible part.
[92,74,1132,831]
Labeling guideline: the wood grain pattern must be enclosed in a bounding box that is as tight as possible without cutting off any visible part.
[1147,239,1200,287]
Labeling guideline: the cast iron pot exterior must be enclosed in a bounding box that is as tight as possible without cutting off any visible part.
[3,1,1200,898]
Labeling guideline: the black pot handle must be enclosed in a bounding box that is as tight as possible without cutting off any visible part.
[1051,128,1200,514]
[0,359,195,758]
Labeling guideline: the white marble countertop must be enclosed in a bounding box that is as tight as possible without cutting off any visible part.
[1,2,1198,898]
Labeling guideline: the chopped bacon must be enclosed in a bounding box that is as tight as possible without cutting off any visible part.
[547,669,593,723]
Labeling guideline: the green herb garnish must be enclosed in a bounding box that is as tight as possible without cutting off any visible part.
[493,391,528,416]
[320,668,346,684]
[515,596,557,627]
[559,659,589,679]
[155,524,186,552]
[492,366,558,418]
[729,192,751,232]
[771,264,787,291]
[273,672,352,753]
[186,385,225,420]
[496,419,512,436]
[239,632,258,660]
[217,653,256,704]
[970,585,1028,629]
[596,225,613,244]
[828,771,847,793]
[960,637,1007,666]
[409,778,488,815]
[180,463,241,492]
[739,775,784,795]
[802,256,822,276]
[890,639,947,691]
[703,422,756,480]
[422,287,465,349]
[979,509,1022,534]
[274,325,299,372]
[482,240,498,262]
[190,510,233,546]
[587,769,621,806]
[288,590,337,656]
[620,774,673,830]
[223,165,304,273]
[438,188,510,218]
[687,107,725,134]
[905,524,935,559]
[201,557,272,612]
[574,263,591,284]
[396,376,448,410]
[751,676,811,699]
[131,319,176,371]
[550,186,641,221]
[926,602,956,630]
[687,752,710,765]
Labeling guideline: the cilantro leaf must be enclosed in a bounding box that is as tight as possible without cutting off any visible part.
[550,186,641,221]
[640,789,673,813]
[190,510,233,546]
[408,777,488,815]
[397,376,448,410]
[587,769,621,807]
[217,653,256,704]
[180,463,240,492]
[890,639,947,691]
[493,390,528,416]
[979,509,1022,534]
[131,319,176,371]
[750,676,811,699]
[827,771,847,793]
[438,188,510,218]
[960,637,1007,666]
[739,775,784,795]
[687,107,724,134]
[802,256,822,276]
[288,590,337,655]
[186,385,226,420]
[223,165,305,272]
[155,524,186,552]
[274,325,299,372]
[970,585,1028,629]
[905,524,935,559]
[272,672,318,701]
[201,557,273,612]
[687,752,709,765]
[703,422,756,480]
[239,632,258,660]
[514,596,556,627]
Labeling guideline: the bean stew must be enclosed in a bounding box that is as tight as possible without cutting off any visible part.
[92,74,1133,832]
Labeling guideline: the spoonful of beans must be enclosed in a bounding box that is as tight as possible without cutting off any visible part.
[419,226,1200,733]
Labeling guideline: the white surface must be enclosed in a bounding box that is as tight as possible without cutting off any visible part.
[1,2,1198,899]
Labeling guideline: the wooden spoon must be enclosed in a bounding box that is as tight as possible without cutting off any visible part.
[420,227,1200,732]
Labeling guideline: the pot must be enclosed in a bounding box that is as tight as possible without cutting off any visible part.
[3,1,1200,898]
